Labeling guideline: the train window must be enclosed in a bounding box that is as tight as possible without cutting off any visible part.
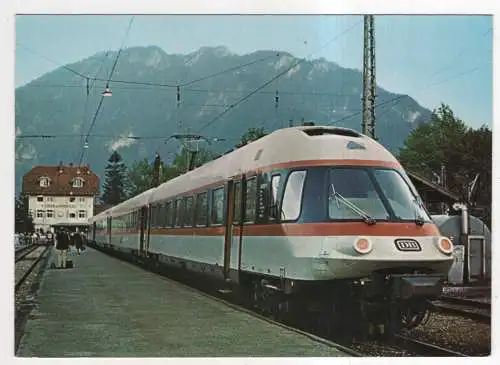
[184,196,194,227]
[211,187,225,225]
[233,181,242,224]
[269,174,281,221]
[195,192,208,226]
[155,204,161,227]
[150,205,155,228]
[171,200,177,227]
[372,169,431,221]
[165,201,172,227]
[175,198,183,227]
[157,203,163,227]
[282,170,307,221]
[328,168,389,220]
[244,177,257,223]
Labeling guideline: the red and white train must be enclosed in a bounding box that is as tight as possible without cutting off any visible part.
[88,125,454,336]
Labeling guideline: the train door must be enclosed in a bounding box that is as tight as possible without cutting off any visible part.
[223,180,236,281]
[146,205,152,256]
[230,179,244,283]
[139,206,148,257]
[107,217,112,247]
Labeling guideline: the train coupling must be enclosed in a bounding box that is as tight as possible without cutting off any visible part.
[388,274,444,300]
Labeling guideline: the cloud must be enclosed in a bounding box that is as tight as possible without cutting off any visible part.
[107,133,136,152]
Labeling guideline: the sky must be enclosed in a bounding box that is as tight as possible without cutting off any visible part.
[15,14,493,129]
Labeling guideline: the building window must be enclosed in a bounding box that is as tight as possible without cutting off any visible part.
[46,196,54,202]
[69,212,76,219]
[78,210,87,219]
[46,210,54,218]
[72,178,84,188]
[69,197,76,203]
[40,177,50,187]
[79,197,86,203]
[36,210,45,218]
[37,196,43,202]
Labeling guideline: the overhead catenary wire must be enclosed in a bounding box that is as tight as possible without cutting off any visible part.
[196,18,363,133]
[327,25,493,129]
[16,43,277,90]
[327,60,492,127]
[77,16,135,166]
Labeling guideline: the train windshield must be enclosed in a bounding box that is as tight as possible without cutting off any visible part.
[328,168,431,222]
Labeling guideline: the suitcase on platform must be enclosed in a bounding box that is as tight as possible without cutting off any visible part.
[66,260,73,268]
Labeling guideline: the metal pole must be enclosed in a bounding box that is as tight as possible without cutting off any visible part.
[362,15,376,139]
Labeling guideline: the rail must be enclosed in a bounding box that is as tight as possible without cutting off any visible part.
[15,246,51,292]
[393,334,467,357]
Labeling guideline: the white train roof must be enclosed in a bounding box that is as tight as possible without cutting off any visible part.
[88,209,111,223]
[89,126,401,218]
[109,187,158,217]
[149,125,400,204]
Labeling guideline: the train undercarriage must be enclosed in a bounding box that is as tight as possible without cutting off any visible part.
[244,270,445,339]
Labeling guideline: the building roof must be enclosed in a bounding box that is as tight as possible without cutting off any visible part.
[406,170,460,203]
[22,164,100,197]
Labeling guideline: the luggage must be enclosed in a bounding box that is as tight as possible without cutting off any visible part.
[66,260,74,269]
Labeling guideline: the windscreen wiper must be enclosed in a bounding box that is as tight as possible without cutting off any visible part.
[330,184,376,225]
[413,199,425,226]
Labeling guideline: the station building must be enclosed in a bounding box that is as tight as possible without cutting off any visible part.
[22,163,100,233]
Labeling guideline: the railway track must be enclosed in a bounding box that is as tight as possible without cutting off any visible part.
[94,245,477,357]
[15,246,51,291]
[15,245,39,262]
[432,296,491,324]
[392,334,466,356]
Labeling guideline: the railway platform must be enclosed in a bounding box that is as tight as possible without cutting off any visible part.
[16,248,352,357]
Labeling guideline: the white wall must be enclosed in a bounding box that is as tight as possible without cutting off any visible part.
[28,195,95,230]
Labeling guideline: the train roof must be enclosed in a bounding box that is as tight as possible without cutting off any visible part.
[88,209,111,223]
[88,125,402,218]
[149,125,399,203]
[108,187,157,217]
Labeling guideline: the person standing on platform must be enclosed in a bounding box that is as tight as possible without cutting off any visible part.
[74,230,83,255]
[55,229,69,269]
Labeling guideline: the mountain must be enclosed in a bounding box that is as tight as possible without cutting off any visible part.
[15,45,432,195]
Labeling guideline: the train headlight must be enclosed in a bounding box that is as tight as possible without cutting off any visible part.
[437,236,454,255]
[353,237,373,255]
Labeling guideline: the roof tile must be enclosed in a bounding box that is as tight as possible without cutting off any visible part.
[22,165,100,196]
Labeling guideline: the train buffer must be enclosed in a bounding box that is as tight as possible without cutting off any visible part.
[16,247,353,357]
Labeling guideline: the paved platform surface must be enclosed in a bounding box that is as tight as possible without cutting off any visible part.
[17,248,350,357]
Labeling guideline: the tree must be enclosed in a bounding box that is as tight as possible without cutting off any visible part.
[127,158,156,197]
[126,148,217,197]
[399,104,472,199]
[15,193,34,233]
[398,103,492,225]
[172,147,217,172]
[236,127,268,148]
[101,150,128,205]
